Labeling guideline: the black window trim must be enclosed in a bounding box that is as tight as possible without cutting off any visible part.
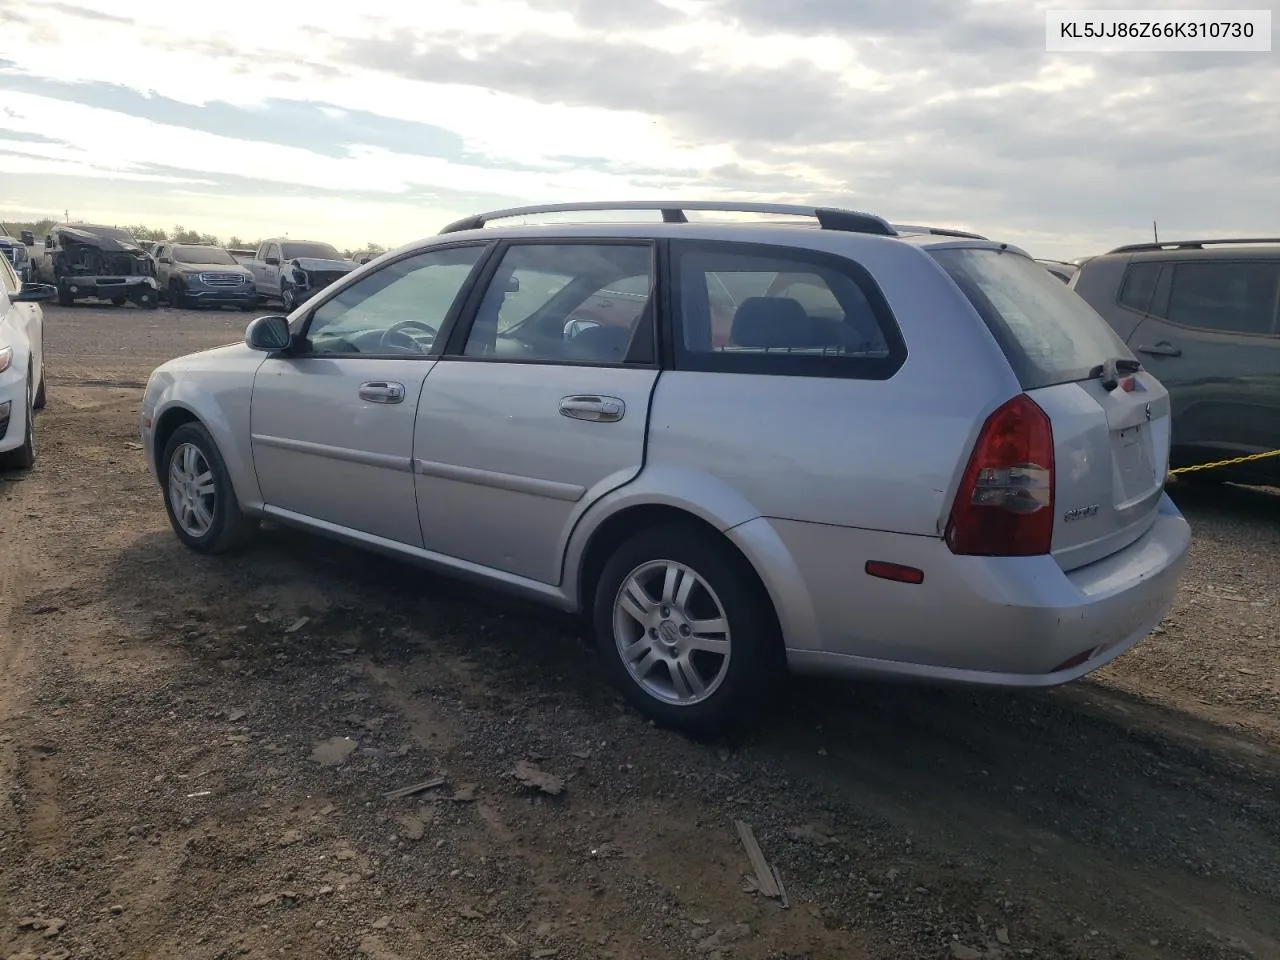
[1157,257,1280,339]
[286,239,498,361]
[438,236,663,371]
[667,238,908,380]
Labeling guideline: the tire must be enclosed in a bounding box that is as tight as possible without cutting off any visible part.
[0,370,36,471]
[57,285,73,307]
[159,422,256,554]
[110,296,127,307]
[33,368,46,410]
[592,524,781,735]
[238,295,261,313]
[169,282,189,309]
[281,283,297,312]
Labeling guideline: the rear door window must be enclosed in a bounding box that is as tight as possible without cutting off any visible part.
[670,241,905,380]
[1163,261,1280,336]
[931,247,1133,390]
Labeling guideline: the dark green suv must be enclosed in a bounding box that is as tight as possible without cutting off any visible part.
[1071,239,1280,485]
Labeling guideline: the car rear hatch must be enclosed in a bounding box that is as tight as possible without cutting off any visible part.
[932,246,1171,571]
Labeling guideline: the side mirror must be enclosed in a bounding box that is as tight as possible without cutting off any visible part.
[264,256,280,266]
[563,316,601,340]
[245,315,292,352]
[12,283,57,303]
[20,231,34,246]
[504,275,520,293]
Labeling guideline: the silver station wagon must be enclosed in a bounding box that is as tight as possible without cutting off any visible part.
[140,201,1192,732]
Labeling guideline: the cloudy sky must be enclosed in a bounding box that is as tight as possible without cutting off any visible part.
[0,0,1275,259]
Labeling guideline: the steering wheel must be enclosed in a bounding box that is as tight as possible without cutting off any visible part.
[378,319,439,353]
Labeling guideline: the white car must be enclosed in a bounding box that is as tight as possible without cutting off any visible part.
[0,256,54,470]
[140,200,1191,732]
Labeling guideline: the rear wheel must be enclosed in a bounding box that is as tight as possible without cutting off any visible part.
[160,422,256,554]
[0,370,36,471]
[110,295,127,307]
[592,524,780,735]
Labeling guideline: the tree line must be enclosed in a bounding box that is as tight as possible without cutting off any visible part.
[2,216,387,261]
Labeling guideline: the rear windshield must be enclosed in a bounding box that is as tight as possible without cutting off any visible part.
[931,247,1133,390]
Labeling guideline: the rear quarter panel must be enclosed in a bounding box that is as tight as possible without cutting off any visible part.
[647,239,1022,536]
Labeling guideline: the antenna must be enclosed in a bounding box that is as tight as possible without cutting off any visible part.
[1153,220,1159,243]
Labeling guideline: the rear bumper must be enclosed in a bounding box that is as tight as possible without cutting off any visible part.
[734,493,1191,686]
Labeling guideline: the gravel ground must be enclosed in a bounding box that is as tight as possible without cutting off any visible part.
[1,302,1278,960]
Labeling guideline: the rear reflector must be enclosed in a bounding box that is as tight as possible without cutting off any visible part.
[865,561,924,584]
[946,394,1055,557]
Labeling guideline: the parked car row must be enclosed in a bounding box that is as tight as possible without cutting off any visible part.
[139,199,1197,732]
[6,224,360,312]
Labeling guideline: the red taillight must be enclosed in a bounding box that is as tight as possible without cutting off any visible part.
[946,394,1055,557]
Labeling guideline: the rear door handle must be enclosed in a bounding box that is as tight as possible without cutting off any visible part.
[1137,342,1182,357]
[559,395,624,422]
[358,381,406,404]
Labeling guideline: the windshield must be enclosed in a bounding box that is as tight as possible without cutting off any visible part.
[282,241,342,261]
[173,245,236,265]
[75,224,138,243]
[931,247,1133,391]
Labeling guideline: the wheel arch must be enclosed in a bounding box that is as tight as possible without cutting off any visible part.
[574,502,786,663]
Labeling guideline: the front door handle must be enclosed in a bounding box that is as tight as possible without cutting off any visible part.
[1137,342,1182,357]
[559,395,625,422]
[358,381,406,404]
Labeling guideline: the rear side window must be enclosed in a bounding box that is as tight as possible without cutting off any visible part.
[1165,261,1280,336]
[1118,262,1161,312]
[932,248,1132,391]
[670,241,905,380]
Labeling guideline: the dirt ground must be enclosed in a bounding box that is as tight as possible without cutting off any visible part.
[2,302,1278,960]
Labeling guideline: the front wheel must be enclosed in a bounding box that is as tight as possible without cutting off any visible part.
[57,285,73,307]
[110,296,127,307]
[281,284,298,312]
[160,422,256,554]
[592,525,780,735]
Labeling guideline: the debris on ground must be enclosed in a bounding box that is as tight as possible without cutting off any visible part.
[735,820,783,901]
[311,736,358,766]
[382,775,446,800]
[513,760,564,795]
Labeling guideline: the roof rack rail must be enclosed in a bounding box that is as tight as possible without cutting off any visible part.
[892,223,989,240]
[438,200,898,237]
[1109,237,1280,253]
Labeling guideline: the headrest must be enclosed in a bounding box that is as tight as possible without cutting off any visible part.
[730,297,811,349]
[566,323,633,362]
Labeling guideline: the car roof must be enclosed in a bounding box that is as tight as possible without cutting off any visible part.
[1106,244,1280,263]
[424,200,1023,256]
[424,220,1024,259]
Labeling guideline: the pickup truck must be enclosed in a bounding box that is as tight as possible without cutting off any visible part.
[246,239,355,312]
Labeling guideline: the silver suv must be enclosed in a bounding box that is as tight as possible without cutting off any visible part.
[140,201,1191,732]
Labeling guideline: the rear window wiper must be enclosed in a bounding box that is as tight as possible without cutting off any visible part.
[1088,357,1142,391]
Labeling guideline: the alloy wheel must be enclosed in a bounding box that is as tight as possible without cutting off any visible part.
[612,559,732,706]
[167,442,216,538]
